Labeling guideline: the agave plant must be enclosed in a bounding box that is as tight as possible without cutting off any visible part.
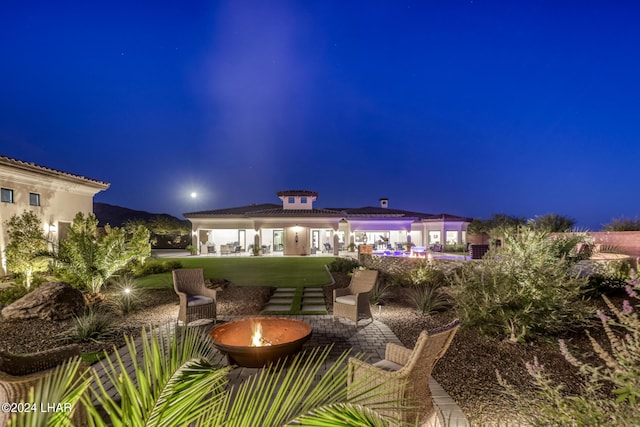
[15,325,406,426]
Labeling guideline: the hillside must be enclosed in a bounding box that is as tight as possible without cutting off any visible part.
[93,202,189,228]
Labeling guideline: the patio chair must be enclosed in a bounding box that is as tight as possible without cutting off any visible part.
[0,344,87,426]
[332,269,378,325]
[172,268,217,325]
[347,319,460,425]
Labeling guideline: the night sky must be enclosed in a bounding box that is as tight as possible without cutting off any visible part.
[2,1,639,229]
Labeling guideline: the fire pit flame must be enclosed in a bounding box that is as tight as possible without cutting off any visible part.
[251,321,272,347]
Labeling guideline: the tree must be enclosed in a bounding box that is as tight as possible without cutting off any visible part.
[530,213,576,232]
[4,210,49,289]
[467,213,527,235]
[602,216,640,231]
[56,212,150,294]
[148,215,190,235]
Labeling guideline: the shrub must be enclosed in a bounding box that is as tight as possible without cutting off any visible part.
[443,243,467,253]
[498,276,640,425]
[0,284,32,306]
[452,227,591,342]
[407,261,447,288]
[327,257,359,273]
[4,211,50,289]
[410,284,451,315]
[587,259,632,295]
[133,259,182,277]
[603,216,640,231]
[53,212,151,294]
[107,274,141,315]
[65,309,113,342]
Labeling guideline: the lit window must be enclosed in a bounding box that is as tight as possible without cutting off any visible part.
[446,231,458,244]
[1,188,13,203]
[428,231,440,244]
[301,197,307,203]
[29,192,40,206]
[288,197,295,203]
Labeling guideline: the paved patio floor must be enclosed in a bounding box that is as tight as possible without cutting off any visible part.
[91,314,468,426]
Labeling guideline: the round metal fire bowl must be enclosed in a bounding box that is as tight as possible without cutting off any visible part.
[209,317,312,368]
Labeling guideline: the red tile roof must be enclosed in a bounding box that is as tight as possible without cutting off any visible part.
[0,154,110,188]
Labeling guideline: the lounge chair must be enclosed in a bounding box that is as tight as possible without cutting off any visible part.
[347,319,461,425]
[0,345,86,426]
[172,268,217,324]
[332,269,378,325]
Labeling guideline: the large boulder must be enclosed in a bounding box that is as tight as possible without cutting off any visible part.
[1,282,85,320]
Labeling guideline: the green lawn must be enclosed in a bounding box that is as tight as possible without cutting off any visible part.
[136,257,336,289]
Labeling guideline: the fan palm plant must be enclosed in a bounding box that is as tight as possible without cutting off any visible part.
[16,324,407,426]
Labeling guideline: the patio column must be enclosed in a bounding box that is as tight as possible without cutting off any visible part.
[333,232,339,256]
[191,229,198,250]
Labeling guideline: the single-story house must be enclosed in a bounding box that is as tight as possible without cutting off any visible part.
[185,190,472,256]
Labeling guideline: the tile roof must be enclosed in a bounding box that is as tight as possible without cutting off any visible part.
[340,206,422,217]
[185,203,280,217]
[247,208,344,217]
[422,213,474,222]
[185,202,471,222]
[276,190,319,197]
[0,154,110,188]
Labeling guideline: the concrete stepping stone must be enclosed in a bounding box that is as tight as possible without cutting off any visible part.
[262,287,327,314]
[262,303,293,312]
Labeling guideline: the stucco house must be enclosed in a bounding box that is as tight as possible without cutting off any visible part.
[185,190,472,256]
[0,155,110,276]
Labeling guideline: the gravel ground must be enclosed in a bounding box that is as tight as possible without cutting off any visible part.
[0,284,272,355]
[1,273,612,425]
[324,272,608,426]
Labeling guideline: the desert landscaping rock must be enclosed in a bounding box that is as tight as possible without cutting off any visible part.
[1,282,85,321]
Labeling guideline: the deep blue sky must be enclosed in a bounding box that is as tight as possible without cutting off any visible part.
[2,0,639,229]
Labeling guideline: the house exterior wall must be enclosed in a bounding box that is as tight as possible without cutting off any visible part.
[281,195,315,210]
[0,158,109,276]
[185,192,471,256]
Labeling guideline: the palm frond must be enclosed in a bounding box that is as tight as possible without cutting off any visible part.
[200,346,404,427]
[7,357,92,427]
[85,325,226,427]
[287,402,390,427]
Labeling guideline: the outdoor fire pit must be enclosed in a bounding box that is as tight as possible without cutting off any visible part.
[209,317,312,368]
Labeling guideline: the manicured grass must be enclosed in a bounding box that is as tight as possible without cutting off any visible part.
[136,257,336,289]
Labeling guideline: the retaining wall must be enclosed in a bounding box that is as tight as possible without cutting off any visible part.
[358,254,461,277]
[589,231,640,258]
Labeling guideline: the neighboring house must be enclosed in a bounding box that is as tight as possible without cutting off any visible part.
[0,155,110,276]
[185,190,471,256]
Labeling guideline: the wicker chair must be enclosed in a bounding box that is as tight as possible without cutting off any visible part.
[173,268,217,324]
[0,344,86,426]
[332,269,378,325]
[347,319,460,425]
